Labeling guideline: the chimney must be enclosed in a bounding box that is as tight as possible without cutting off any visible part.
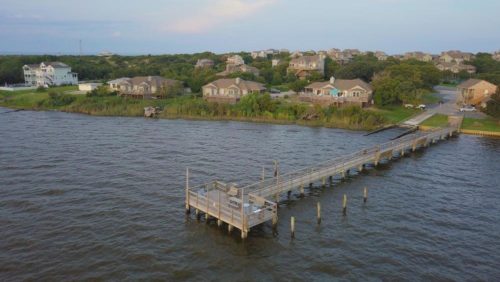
[235,77,241,84]
[330,76,335,84]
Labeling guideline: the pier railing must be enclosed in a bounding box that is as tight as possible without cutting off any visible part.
[243,127,457,199]
[185,125,458,238]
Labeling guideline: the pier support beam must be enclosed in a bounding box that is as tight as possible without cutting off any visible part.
[342,194,347,216]
[272,214,278,229]
[322,177,326,188]
[217,219,222,227]
[241,230,248,239]
[228,224,233,233]
[300,183,305,197]
[185,167,190,214]
[329,176,333,187]
[317,202,321,224]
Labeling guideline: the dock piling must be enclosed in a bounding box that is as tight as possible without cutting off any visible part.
[317,202,321,224]
[363,187,367,203]
[343,194,347,216]
[185,167,190,214]
[291,216,295,238]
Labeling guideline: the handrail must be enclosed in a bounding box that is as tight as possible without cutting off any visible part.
[241,126,456,195]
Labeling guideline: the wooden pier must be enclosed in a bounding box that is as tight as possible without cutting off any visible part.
[185,126,459,239]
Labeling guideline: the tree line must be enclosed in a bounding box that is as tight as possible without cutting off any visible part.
[1,51,500,107]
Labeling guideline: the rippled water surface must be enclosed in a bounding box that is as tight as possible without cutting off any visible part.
[1,108,499,280]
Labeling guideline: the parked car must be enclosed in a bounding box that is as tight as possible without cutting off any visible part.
[404,104,414,109]
[459,105,476,112]
[417,104,426,110]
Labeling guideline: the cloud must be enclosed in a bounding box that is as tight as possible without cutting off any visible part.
[165,0,277,33]
[112,31,122,37]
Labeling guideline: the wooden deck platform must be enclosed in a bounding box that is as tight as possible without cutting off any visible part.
[185,126,459,239]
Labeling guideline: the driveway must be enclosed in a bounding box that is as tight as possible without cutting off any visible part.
[432,86,487,119]
[402,86,486,126]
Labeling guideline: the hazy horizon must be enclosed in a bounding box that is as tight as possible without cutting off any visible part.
[1,0,499,55]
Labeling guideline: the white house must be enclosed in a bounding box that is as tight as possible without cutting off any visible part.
[78,83,102,92]
[23,62,78,87]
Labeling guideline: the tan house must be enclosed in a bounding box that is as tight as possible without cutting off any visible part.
[226,55,245,66]
[436,62,476,74]
[439,51,474,64]
[492,51,500,62]
[457,79,497,106]
[202,77,266,103]
[404,51,433,62]
[217,64,260,76]
[374,51,388,61]
[303,77,373,107]
[217,55,259,76]
[109,76,183,99]
[195,59,214,69]
[288,55,325,79]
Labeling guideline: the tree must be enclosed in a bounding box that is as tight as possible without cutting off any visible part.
[372,73,401,106]
[485,85,500,118]
[289,79,309,92]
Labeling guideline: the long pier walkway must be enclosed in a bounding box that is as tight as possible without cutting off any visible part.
[185,125,460,239]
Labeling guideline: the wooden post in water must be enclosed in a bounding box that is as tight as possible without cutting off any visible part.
[342,194,347,216]
[363,187,367,203]
[300,182,305,197]
[274,160,279,204]
[185,167,190,214]
[205,184,209,222]
[329,176,333,187]
[217,189,222,227]
[317,202,321,224]
[228,224,233,233]
[322,177,326,188]
[291,216,295,238]
[272,213,278,230]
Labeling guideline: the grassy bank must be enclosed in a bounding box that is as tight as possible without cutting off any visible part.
[367,106,418,124]
[1,87,396,131]
[420,114,449,128]
[462,117,500,132]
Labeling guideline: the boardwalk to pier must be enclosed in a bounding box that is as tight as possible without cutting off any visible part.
[185,126,460,238]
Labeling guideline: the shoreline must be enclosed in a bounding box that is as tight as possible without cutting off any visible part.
[0,105,382,131]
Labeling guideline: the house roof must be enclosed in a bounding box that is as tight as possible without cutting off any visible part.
[290,55,322,65]
[115,76,181,87]
[457,78,497,88]
[306,78,372,91]
[204,78,265,91]
[108,77,130,84]
[457,79,486,89]
[24,62,70,69]
[42,62,70,68]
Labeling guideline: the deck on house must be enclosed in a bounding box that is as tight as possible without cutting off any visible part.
[185,125,460,239]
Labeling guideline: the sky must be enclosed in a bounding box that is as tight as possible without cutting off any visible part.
[0,0,499,55]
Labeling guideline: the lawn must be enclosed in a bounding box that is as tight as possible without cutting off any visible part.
[439,82,459,87]
[0,86,78,109]
[461,117,500,132]
[420,114,449,127]
[368,106,419,124]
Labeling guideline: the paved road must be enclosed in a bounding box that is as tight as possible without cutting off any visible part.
[403,86,486,126]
